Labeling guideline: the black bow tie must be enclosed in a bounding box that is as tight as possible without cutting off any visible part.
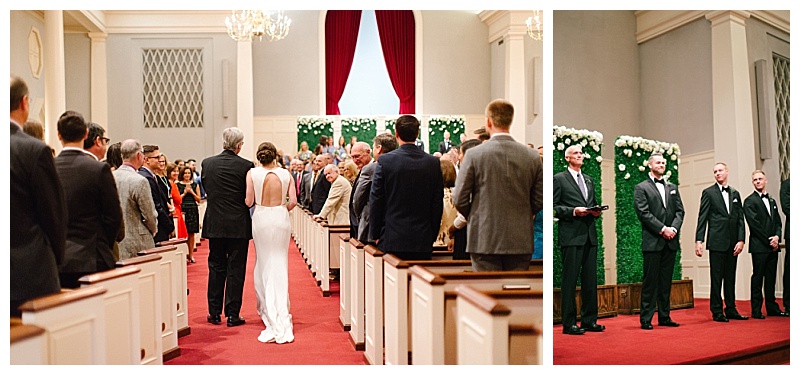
[654,178,665,185]
[761,193,770,200]
[721,186,730,193]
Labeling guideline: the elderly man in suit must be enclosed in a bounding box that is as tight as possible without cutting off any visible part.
[53,111,123,288]
[139,145,174,243]
[10,75,66,316]
[438,130,454,155]
[780,177,789,316]
[348,141,373,238]
[744,170,786,319]
[454,99,543,271]
[353,134,397,244]
[201,127,253,327]
[310,153,333,214]
[314,164,352,225]
[695,162,748,322]
[634,152,685,330]
[370,115,443,260]
[554,145,604,335]
[114,139,159,260]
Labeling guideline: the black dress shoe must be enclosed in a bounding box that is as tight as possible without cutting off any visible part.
[726,313,749,320]
[751,313,766,319]
[227,316,246,327]
[562,325,585,335]
[641,322,653,330]
[712,314,729,322]
[581,323,606,332]
[767,311,789,317]
[207,314,221,325]
[658,319,680,327]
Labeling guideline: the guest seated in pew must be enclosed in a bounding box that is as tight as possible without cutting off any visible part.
[54,112,123,288]
[369,115,443,260]
[454,99,543,271]
[10,75,67,316]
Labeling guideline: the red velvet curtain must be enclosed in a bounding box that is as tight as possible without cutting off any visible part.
[375,11,415,114]
[325,11,362,115]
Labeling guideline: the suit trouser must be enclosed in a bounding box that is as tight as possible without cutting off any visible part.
[470,253,531,272]
[708,250,740,316]
[207,237,250,317]
[641,247,677,323]
[452,227,469,260]
[560,243,598,328]
[783,238,790,312]
[751,251,781,315]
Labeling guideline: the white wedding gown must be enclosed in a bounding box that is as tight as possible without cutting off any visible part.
[250,166,294,344]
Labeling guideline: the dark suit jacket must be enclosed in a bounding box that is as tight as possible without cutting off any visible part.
[744,191,782,253]
[310,169,332,215]
[780,179,789,241]
[200,149,253,239]
[55,149,123,272]
[695,184,745,252]
[139,166,174,241]
[10,123,66,302]
[299,170,313,209]
[438,140,453,154]
[353,161,377,243]
[634,177,685,252]
[369,144,443,254]
[553,170,598,247]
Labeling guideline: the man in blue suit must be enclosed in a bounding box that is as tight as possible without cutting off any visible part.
[369,115,443,260]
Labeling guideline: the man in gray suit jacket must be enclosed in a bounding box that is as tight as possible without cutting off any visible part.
[352,134,396,243]
[348,141,373,238]
[114,139,158,260]
[554,145,603,335]
[634,152,685,330]
[454,99,543,271]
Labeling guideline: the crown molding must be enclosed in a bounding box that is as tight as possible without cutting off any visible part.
[636,10,789,44]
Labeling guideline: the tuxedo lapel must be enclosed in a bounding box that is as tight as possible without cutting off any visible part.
[714,186,730,216]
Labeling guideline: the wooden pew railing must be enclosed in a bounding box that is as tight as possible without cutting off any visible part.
[10,318,47,364]
[455,285,542,365]
[409,265,543,365]
[19,286,108,364]
[117,253,165,365]
[78,266,142,364]
[137,245,182,361]
[156,237,191,337]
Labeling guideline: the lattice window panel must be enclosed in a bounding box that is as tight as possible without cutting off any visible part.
[773,53,790,181]
[142,48,204,129]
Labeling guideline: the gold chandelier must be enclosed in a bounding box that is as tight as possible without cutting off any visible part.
[526,11,543,40]
[225,10,292,42]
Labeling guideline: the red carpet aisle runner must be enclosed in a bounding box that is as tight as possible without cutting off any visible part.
[553,298,790,365]
[166,239,366,365]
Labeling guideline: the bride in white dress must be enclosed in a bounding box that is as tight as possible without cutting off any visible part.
[245,142,297,344]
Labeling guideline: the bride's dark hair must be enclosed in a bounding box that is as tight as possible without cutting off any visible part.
[256,142,277,166]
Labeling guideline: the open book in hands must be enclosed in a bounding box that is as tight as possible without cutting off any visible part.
[587,205,609,212]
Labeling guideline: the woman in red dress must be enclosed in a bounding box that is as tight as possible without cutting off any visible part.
[166,163,190,261]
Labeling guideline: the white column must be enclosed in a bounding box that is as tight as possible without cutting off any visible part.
[88,32,108,129]
[706,11,757,299]
[43,10,66,151]
[236,41,254,160]
[504,28,528,143]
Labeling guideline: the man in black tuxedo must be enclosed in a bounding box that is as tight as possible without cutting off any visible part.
[437,130,454,155]
[694,162,748,322]
[310,153,333,214]
[139,144,174,243]
[743,170,786,319]
[779,178,789,316]
[201,127,253,327]
[10,75,66,316]
[554,145,604,335]
[370,115,443,260]
[54,111,123,288]
[634,153,684,330]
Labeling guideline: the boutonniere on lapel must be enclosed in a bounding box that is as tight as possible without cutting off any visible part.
[733,198,739,203]
[670,190,677,195]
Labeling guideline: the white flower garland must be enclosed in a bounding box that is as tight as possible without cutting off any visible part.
[427,115,465,138]
[553,125,604,163]
[297,116,333,136]
[614,135,681,181]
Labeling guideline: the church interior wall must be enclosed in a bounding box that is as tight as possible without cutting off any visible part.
[10,11,46,124]
[64,33,91,119]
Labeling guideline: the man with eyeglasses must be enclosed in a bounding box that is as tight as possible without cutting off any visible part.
[139,144,175,243]
[84,122,111,161]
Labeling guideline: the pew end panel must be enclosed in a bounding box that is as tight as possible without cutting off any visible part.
[10,318,47,364]
[138,246,181,361]
[339,234,352,331]
[348,239,366,350]
[117,254,164,365]
[364,244,385,364]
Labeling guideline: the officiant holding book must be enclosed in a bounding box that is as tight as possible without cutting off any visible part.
[554,145,605,335]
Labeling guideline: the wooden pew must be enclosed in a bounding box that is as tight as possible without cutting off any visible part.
[363,244,385,364]
[78,266,142,364]
[10,318,47,364]
[19,286,108,364]
[117,253,165,365]
[409,266,543,365]
[318,222,350,296]
[157,237,191,337]
[338,234,352,331]
[137,245,182,361]
[455,285,543,365]
[348,238,366,350]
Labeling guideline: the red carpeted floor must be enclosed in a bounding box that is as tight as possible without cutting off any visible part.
[165,238,366,365]
[553,298,790,365]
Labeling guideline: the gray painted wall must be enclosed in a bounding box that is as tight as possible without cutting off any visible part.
[10,11,46,123]
[554,10,641,158]
[490,37,505,104]
[639,18,713,156]
[64,33,92,119]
